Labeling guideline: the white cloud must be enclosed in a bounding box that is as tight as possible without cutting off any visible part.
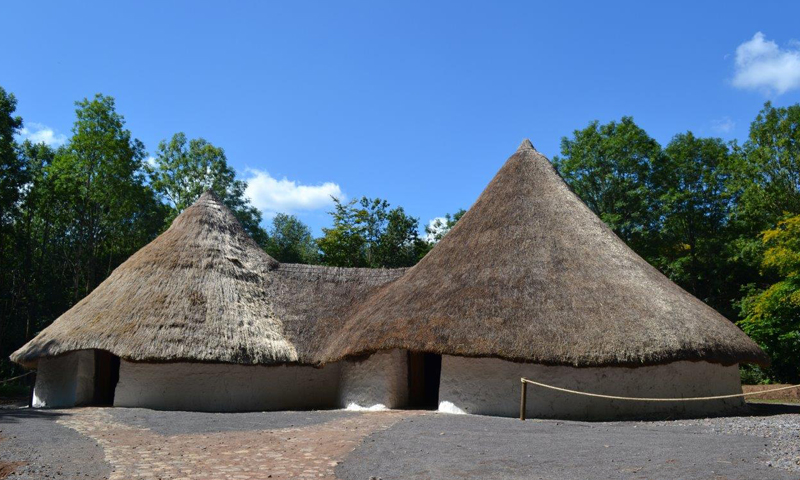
[244,169,343,216]
[424,216,448,243]
[732,32,800,95]
[144,156,157,168]
[17,122,67,147]
[711,116,735,134]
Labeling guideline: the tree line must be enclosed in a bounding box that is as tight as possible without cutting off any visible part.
[0,87,455,382]
[1,85,798,384]
[553,109,800,383]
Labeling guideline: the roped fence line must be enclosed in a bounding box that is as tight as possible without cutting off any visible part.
[519,377,800,420]
[0,371,35,385]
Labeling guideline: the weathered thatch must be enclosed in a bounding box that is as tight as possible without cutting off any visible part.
[321,140,769,367]
[11,191,405,368]
[271,264,405,361]
[11,192,294,368]
[12,141,768,370]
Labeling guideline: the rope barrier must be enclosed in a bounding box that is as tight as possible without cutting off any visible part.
[521,378,800,402]
[0,371,34,385]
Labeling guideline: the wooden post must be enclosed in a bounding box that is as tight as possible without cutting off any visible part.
[520,378,527,421]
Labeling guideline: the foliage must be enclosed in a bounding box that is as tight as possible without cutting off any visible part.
[146,132,268,246]
[552,117,662,255]
[0,87,25,377]
[734,102,800,227]
[318,197,427,268]
[0,93,166,378]
[425,209,466,243]
[739,364,770,385]
[738,215,800,382]
[49,94,166,300]
[264,213,319,264]
[0,87,24,228]
[650,133,742,316]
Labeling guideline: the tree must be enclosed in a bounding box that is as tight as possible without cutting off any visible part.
[10,141,58,343]
[0,86,24,376]
[652,133,740,315]
[425,209,466,243]
[375,206,428,267]
[265,213,319,264]
[0,87,24,227]
[318,198,368,267]
[146,133,267,245]
[733,102,800,227]
[48,94,165,300]
[552,117,662,256]
[318,196,426,268]
[738,215,800,383]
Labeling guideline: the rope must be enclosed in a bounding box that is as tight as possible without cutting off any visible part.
[521,378,800,402]
[0,371,34,385]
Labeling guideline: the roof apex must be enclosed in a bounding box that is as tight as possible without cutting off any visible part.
[517,138,536,152]
[197,189,221,202]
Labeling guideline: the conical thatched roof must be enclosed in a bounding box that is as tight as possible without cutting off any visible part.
[12,142,768,370]
[11,191,298,367]
[11,191,406,368]
[321,140,769,367]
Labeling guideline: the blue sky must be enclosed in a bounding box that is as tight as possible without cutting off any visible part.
[4,1,800,234]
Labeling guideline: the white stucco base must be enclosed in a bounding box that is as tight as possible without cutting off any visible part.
[114,360,341,412]
[338,350,408,410]
[437,356,745,419]
[32,350,95,408]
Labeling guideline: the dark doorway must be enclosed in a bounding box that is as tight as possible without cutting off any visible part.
[93,350,120,405]
[408,352,441,409]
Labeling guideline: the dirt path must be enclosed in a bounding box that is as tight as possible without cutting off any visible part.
[59,408,409,480]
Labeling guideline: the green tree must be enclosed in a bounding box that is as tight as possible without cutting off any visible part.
[318,196,426,268]
[146,132,267,245]
[0,87,24,226]
[11,141,58,343]
[425,209,466,243]
[553,117,662,255]
[652,133,739,315]
[0,86,25,376]
[739,215,800,383]
[734,102,800,226]
[49,94,165,300]
[318,198,367,267]
[375,206,428,267]
[265,213,319,264]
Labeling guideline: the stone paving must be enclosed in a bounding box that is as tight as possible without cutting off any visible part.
[58,408,410,480]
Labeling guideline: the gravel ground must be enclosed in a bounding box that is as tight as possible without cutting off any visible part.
[337,406,800,480]
[0,408,109,479]
[649,404,800,473]
[1,404,798,480]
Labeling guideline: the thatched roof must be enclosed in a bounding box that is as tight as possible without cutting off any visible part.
[271,264,405,361]
[320,140,769,367]
[12,141,768,369]
[11,191,405,368]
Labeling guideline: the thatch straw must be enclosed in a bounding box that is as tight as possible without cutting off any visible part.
[11,191,405,368]
[10,192,279,367]
[12,141,769,370]
[320,140,769,367]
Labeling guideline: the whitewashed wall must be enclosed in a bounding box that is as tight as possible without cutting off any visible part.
[438,356,744,419]
[114,360,340,412]
[32,350,95,408]
[338,350,408,410]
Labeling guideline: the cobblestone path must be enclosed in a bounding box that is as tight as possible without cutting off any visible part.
[58,408,409,480]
